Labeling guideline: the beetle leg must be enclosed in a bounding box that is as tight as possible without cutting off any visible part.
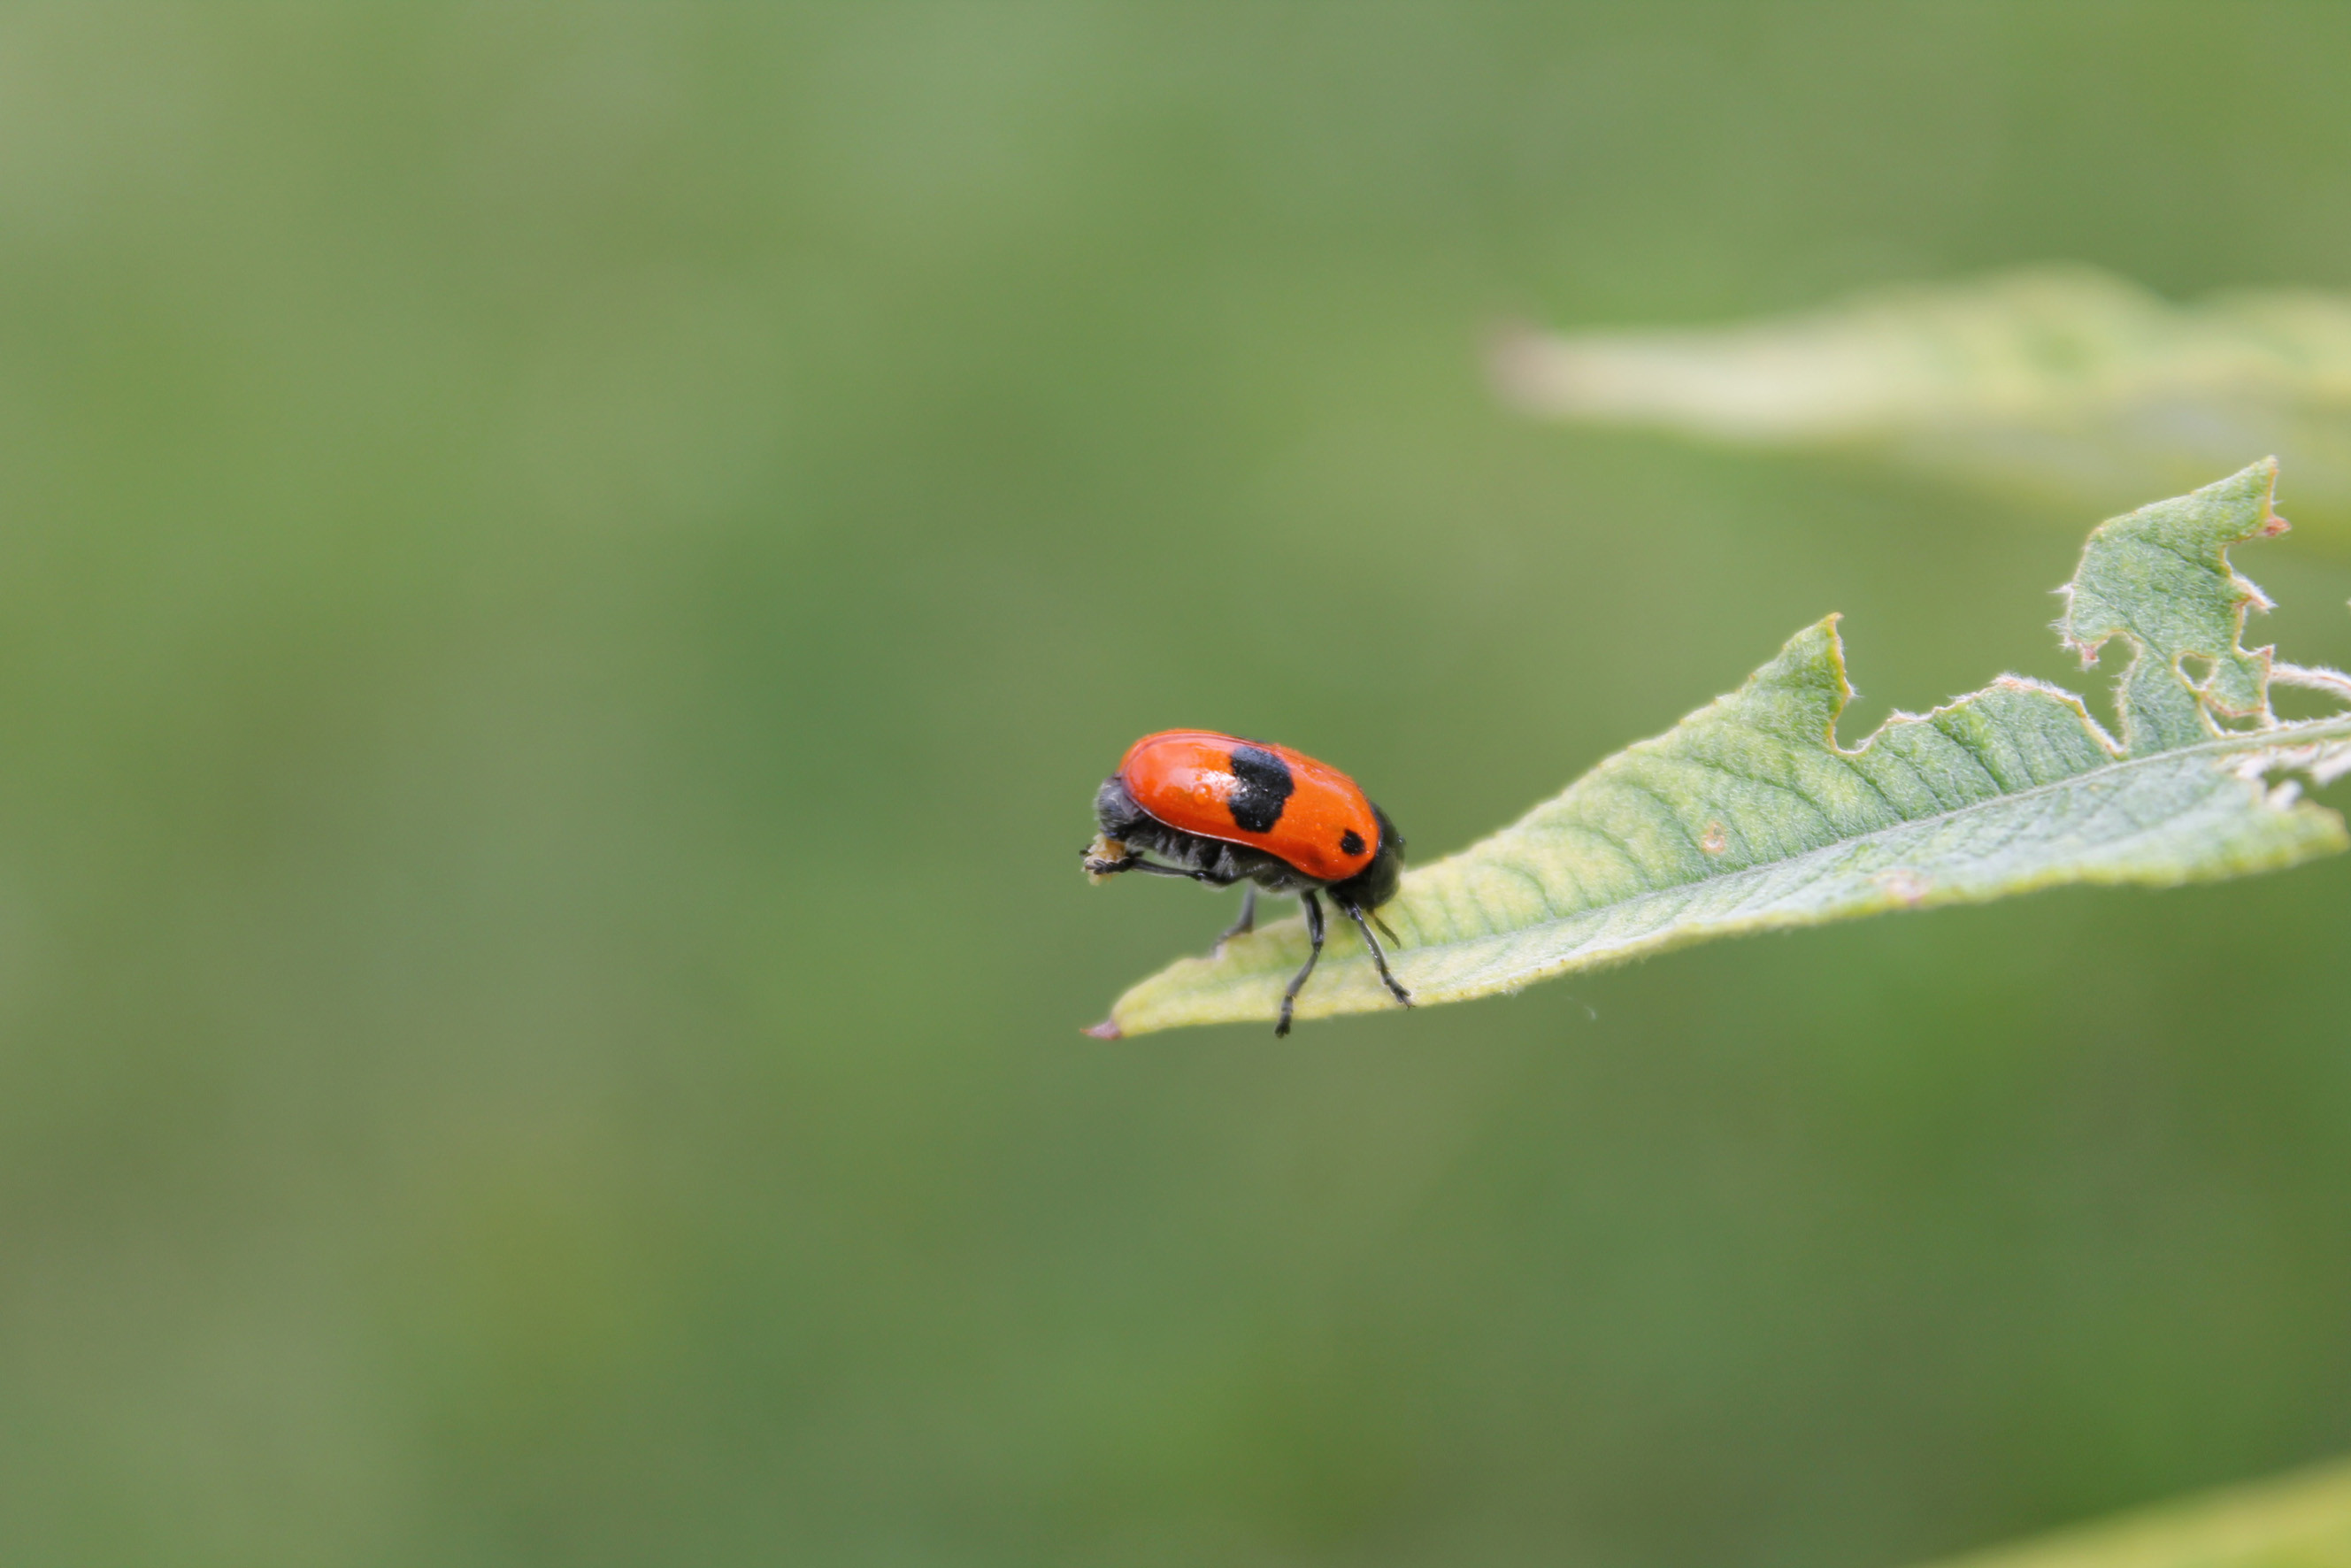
[1276,890,1325,1037]
[1340,901,1412,1007]
[1087,852,1239,888]
[1081,835,1131,882]
[1215,886,1257,952]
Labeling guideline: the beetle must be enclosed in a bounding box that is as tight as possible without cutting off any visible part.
[1083,729,1412,1036]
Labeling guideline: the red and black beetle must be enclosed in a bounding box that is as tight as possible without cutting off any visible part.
[1084,730,1412,1035]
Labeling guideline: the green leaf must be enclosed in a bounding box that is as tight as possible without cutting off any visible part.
[1494,267,2351,536]
[1908,1454,2351,1568]
[1091,460,2351,1037]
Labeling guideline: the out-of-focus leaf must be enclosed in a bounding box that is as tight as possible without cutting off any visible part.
[1093,461,2351,1036]
[1493,267,2351,534]
[1906,1454,2351,1568]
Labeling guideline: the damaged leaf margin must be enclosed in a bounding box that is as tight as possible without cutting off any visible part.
[1091,459,2351,1037]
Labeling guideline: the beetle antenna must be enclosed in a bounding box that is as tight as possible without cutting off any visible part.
[1339,902,1412,1008]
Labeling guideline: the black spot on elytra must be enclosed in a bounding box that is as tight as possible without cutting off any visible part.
[1339,828,1366,857]
[1225,745,1294,834]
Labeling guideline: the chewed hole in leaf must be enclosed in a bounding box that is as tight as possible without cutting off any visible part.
[1092,459,2351,1038]
[2272,678,2351,722]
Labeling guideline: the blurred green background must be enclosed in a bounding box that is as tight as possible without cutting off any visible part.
[4,7,2351,1565]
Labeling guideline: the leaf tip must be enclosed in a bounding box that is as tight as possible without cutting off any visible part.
[1487,319,1580,414]
[1081,1018,1124,1041]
